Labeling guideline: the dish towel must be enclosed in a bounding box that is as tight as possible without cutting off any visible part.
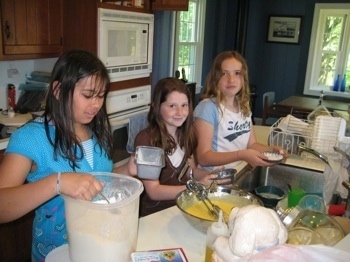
[126,112,148,153]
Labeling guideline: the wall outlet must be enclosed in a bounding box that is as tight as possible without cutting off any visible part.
[7,68,19,78]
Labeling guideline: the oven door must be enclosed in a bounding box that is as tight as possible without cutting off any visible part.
[109,106,149,166]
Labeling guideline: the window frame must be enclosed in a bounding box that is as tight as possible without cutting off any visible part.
[172,0,206,87]
[304,3,350,97]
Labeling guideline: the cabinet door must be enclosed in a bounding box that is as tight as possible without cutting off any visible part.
[151,0,189,11]
[0,0,62,58]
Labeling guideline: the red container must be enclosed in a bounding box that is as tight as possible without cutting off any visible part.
[7,84,16,109]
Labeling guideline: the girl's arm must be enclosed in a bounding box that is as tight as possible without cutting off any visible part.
[127,154,138,176]
[248,127,287,158]
[0,153,105,223]
[195,119,284,167]
[142,179,186,201]
[0,153,57,222]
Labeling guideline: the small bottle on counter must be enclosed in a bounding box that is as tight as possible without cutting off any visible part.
[333,74,340,91]
[7,83,16,109]
[340,74,347,92]
[7,107,15,118]
[205,210,229,262]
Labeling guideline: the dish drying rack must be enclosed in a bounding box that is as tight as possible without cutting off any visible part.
[269,115,346,160]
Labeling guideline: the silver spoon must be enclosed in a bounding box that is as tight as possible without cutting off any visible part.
[99,192,110,204]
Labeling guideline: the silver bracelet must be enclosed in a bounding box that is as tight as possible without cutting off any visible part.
[56,172,61,195]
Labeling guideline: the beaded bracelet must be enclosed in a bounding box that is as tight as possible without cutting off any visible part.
[56,172,61,195]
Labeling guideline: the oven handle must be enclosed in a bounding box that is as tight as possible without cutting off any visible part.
[109,118,129,133]
[109,106,149,131]
[110,118,129,127]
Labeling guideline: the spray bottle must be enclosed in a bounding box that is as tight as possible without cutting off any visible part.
[205,210,229,262]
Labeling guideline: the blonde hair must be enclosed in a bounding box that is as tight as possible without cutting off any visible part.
[202,51,251,117]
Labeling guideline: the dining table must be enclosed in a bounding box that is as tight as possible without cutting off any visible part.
[277,95,349,113]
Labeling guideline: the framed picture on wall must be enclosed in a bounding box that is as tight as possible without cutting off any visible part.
[267,16,302,44]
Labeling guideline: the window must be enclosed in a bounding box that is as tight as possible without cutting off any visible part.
[173,0,206,86]
[304,3,350,97]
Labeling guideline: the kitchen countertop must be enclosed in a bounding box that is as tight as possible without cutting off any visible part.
[140,207,350,259]
[46,206,350,261]
[45,125,348,261]
[0,112,32,150]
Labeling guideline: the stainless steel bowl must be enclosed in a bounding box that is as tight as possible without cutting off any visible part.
[176,186,263,232]
[211,168,236,180]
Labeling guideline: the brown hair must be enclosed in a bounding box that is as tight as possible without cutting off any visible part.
[202,51,251,117]
[148,77,197,158]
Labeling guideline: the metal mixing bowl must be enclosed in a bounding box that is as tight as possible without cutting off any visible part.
[176,185,263,232]
[211,168,236,180]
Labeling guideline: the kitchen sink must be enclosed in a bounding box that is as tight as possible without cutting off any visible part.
[232,164,325,196]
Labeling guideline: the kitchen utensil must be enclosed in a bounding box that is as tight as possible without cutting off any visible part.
[177,161,190,183]
[288,188,306,208]
[135,146,165,180]
[63,172,143,262]
[298,195,325,213]
[186,179,229,223]
[98,192,110,204]
[255,185,285,208]
[262,151,283,163]
[176,185,263,232]
[278,206,345,246]
[210,168,236,180]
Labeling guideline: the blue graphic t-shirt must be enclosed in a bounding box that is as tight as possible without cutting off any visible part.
[194,98,252,170]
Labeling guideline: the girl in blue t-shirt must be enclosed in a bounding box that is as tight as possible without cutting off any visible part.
[0,49,114,261]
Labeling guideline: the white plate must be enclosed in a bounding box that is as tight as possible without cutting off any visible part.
[46,244,71,262]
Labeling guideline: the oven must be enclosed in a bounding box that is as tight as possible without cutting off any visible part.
[106,85,151,166]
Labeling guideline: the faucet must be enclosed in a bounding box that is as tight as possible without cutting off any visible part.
[333,146,350,174]
[297,144,329,165]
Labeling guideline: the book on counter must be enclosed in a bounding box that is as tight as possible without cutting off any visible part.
[131,247,188,262]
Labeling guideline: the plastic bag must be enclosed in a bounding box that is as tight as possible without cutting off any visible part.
[246,244,350,262]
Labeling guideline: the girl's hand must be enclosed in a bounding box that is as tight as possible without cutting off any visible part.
[58,172,104,201]
[270,146,288,159]
[197,167,232,186]
[239,149,275,167]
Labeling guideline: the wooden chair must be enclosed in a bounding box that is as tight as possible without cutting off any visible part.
[262,92,309,126]
[262,92,279,126]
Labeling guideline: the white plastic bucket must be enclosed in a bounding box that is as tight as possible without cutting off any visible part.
[63,172,143,262]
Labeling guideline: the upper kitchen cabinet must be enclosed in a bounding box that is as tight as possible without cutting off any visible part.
[100,0,189,11]
[0,0,63,60]
[62,0,97,54]
[151,0,189,11]
[100,1,151,12]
